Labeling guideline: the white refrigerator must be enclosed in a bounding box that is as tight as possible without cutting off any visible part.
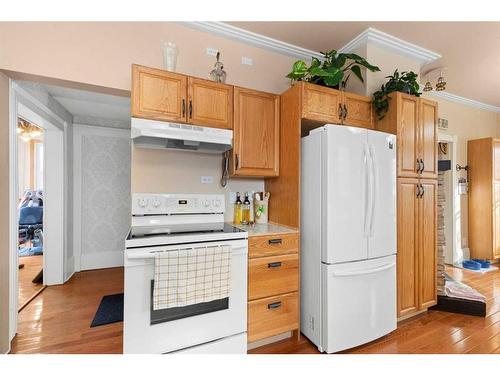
[301,124,397,353]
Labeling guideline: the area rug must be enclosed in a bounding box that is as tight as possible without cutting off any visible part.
[90,293,124,327]
[456,264,498,274]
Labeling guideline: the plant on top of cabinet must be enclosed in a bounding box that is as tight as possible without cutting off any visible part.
[372,70,421,120]
[286,50,380,89]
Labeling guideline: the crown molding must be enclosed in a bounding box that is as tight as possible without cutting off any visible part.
[181,21,323,61]
[339,27,442,66]
[427,91,500,113]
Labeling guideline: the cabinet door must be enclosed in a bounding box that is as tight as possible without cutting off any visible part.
[493,183,500,259]
[187,77,233,129]
[397,95,419,178]
[343,92,374,129]
[419,99,438,179]
[232,87,279,177]
[418,179,437,309]
[302,83,342,123]
[493,141,500,182]
[397,179,419,317]
[131,64,187,122]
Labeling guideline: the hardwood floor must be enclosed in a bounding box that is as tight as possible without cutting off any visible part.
[9,265,500,354]
[249,266,500,354]
[18,255,43,308]
[11,267,124,354]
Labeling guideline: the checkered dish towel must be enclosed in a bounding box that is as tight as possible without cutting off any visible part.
[152,245,231,310]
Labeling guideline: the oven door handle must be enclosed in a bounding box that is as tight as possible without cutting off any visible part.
[127,243,248,260]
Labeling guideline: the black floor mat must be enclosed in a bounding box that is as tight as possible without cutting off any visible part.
[90,293,124,327]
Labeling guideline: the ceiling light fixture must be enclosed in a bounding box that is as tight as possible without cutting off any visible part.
[422,66,447,93]
[17,118,43,142]
[423,81,433,92]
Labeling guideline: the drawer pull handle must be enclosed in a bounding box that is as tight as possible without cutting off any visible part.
[268,238,282,245]
[268,262,282,268]
[268,302,282,310]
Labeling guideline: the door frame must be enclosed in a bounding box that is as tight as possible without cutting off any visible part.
[437,132,461,265]
[9,81,67,343]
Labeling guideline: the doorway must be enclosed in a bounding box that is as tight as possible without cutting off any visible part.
[437,132,462,266]
[17,117,45,311]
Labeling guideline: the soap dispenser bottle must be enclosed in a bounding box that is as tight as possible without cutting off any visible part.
[233,192,243,224]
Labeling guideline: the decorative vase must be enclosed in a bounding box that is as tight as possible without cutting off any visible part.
[163,42,178,72]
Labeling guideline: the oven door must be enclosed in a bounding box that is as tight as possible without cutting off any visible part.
[124,239,248,354]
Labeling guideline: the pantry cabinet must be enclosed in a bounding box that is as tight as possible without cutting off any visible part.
[397,178,437,317]
[377,92,438,179]
[301,82,374,129]
[231,87,280,177]
[468,138,500,260]
[131,64,233,129]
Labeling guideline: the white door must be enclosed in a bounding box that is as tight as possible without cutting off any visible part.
[321,255,397,353]
[323,125,368,264]
[366,130,397,259]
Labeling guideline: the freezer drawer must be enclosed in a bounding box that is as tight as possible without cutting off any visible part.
[321,255,396,353]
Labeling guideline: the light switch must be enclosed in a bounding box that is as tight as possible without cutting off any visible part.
[201,176,214,184]
[241,56,253,65]
[206,48,218,57]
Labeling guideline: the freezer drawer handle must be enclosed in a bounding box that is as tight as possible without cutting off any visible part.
[268,261,282,268]
[267,301,282,310]
[268,238,282,245]
[332,262,395,277]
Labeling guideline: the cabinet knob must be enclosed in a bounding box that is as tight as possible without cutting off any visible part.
[182,99,186,117]
[268,262,282,268]
[189,100,193,119]
[267,301,282,310]
[343,104,348,120]
[235,154,239,170]
[268,238,282,245]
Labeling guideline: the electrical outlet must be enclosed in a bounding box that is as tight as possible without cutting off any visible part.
[206,48,218,57]
[241,56,253,66]
[228,192,236,204]
[201,176,214,184]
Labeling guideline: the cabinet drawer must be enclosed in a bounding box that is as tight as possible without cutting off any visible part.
[247,292,299,342]
[248,233,299,258]
[248,254,299,300]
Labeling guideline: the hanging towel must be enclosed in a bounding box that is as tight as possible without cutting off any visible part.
[152,245,231,310]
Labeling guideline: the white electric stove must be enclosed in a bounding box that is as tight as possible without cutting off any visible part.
[124,193,248,354]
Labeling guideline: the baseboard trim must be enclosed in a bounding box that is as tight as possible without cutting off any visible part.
[247,331,292,350]
[397,308,428,322]
[80,251,123,271]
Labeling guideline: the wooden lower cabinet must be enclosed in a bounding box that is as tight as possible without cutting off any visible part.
[397,178,437,318]
[247,233,300,343]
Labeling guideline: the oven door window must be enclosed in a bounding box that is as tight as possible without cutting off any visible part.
[150,281,229,325]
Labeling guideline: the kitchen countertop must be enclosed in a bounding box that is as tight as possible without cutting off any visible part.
[229,222,298,237]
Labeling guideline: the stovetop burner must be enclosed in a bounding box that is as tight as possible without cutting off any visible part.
[128,223,245,239]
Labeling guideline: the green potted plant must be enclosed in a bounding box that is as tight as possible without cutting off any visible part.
[372,70,421,120]
[286,50,380,89]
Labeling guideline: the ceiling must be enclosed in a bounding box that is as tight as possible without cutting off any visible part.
[42,84,131,127]
[227,22,500,108]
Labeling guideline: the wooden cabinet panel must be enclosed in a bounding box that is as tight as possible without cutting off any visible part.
[419,99,438,179]
[248,254,299,301]
[343,92,374,129]
[131,64,187,122]
[397,179,419,317]
[187,77,233,129]
[248,233,299,258]
[302,83,342,123]
[493,141,500,181]
[494,183,500,259]
[247,292,299,342]
[397,96,419,178]
[418,179,437,309]
[232,87,279,177]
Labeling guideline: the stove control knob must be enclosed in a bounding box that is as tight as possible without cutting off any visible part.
[203,199,211,207]
[138,198,148,208]
[213,199,221,207]
[152,198,161,208]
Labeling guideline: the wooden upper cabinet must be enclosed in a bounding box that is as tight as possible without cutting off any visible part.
[419,99,438,179]
[493,141,500,181]
[131,64,187,122]
[397,178,419,317]
[343,91,374,129]
[398,95,419,178]
[232,87,279,177]
[418,179,437,309]
[187,77,233,129]
[302,82,342,124]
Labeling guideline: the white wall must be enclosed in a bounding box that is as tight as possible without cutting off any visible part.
[73,124,131,270]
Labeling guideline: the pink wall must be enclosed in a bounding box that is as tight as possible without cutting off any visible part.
[0,22,296,94]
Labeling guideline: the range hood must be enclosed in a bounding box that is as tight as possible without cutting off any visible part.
[131,117,232,153]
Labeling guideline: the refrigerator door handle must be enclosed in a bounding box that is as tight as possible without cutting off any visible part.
[331,262,395,277]
[363,142,370,237]
[368,144,377,237]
